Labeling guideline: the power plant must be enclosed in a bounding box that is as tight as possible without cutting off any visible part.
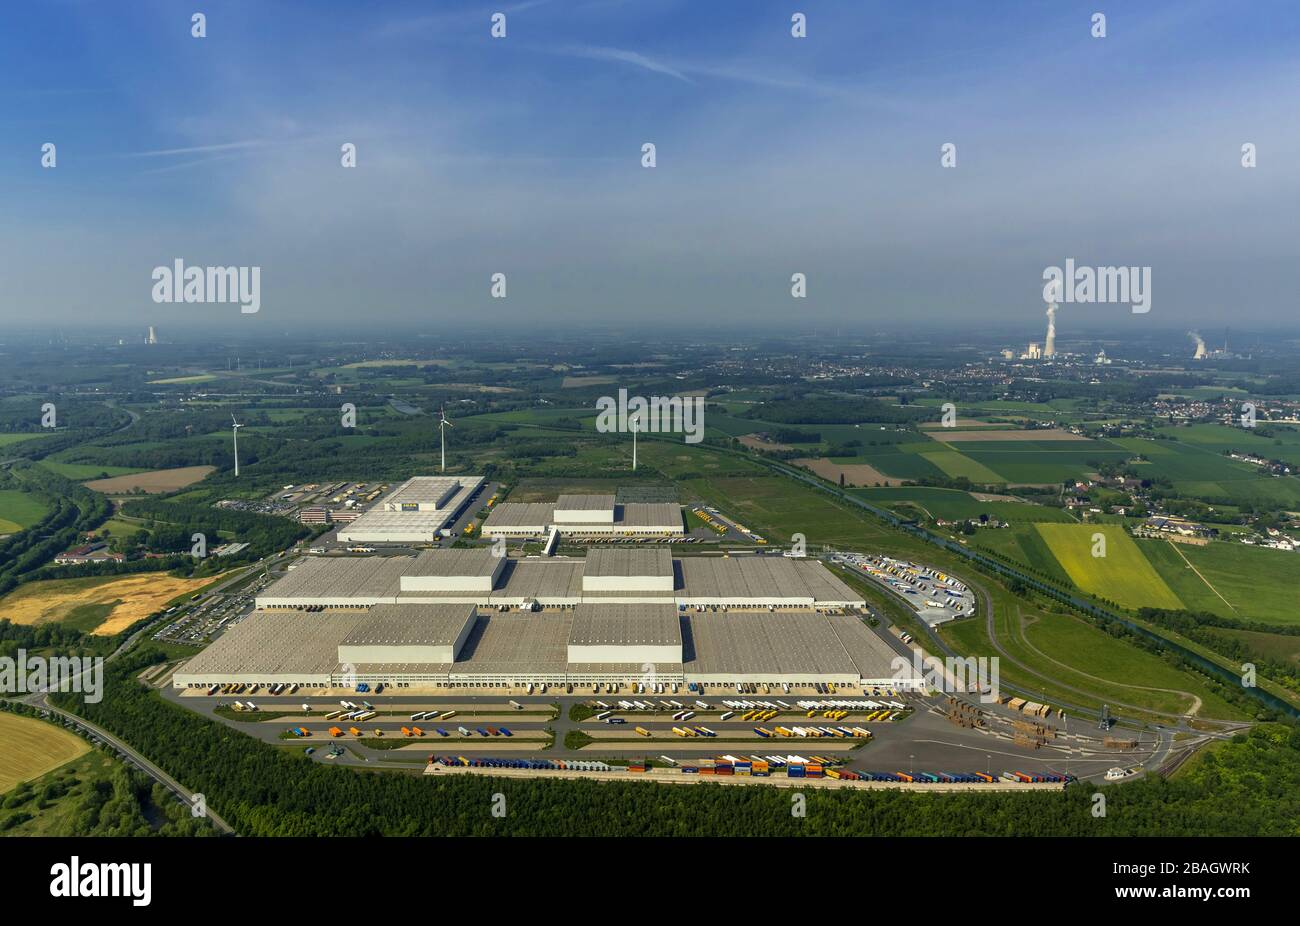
[1044,303,1057,358]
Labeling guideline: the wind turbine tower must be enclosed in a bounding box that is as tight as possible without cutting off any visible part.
[631,412,641,471]
[438,406,454,473]
[231,414,244,477]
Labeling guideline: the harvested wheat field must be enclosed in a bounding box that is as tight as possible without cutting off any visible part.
[793,458,902,487]
[0,712,90,794]
[1,573,212,635]
[925,428,1087,443]
[83,465,215,494]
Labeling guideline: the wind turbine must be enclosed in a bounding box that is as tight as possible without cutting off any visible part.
[631,411,641,471]
[438,406,454,473]
[231,414,244,477]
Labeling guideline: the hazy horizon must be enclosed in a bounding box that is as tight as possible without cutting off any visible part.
[4,1,1298,331]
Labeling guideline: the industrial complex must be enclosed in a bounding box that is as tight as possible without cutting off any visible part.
[173,547,916,691]
[335,476,486,543]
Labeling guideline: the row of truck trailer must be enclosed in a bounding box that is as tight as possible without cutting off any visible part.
[324,725,514,738]
[209,682,298,696]
[426,754,1078,784]
[590,696,907,715]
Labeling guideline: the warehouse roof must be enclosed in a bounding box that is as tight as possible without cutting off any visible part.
[497,560,585,598]
[382,476,465,507]
[481,502,555,529]
[454,613,570,672]
[393,559,586,601]
[259,556,411,601]
[259,551,862,606]
[180,610,369,676]
[825,614,906,680]
[678,556,860,602]
[614,503,682,528]
[336,508,454,535]
[686,611,858,675]
[340,603,477,646]
[569,602,682,646]
[405,548,501,579]
[583,546,672,579]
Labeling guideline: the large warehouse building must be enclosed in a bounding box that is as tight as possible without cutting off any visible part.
[335,476,485,543]
[175,548,918,691]
[483,494,684,538]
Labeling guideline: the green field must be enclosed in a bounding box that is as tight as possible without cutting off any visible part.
[1033,523,1183,611]
[953,440,1130,484]
[1156,422,1300,468]
[918,449,1005,483]
[1176,542,1300,625]
[1204,627,1300,667]
[1020,611,1239,717]
[969,525,1074,584]
[1113,435,1300,507]
[852,487,1076,523]
[0,489,49,533]
[1138,539,1236,616]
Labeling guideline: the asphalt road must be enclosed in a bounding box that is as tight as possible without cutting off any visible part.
[170,686,1159,782]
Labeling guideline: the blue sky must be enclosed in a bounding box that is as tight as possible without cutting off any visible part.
[2,0,1298,335]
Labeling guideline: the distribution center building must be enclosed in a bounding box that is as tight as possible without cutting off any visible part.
[174,547,919,691]
[483,494,684,537]
[336,475,485,543]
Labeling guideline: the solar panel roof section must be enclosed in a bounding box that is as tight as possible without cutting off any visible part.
[568,602,683,646]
